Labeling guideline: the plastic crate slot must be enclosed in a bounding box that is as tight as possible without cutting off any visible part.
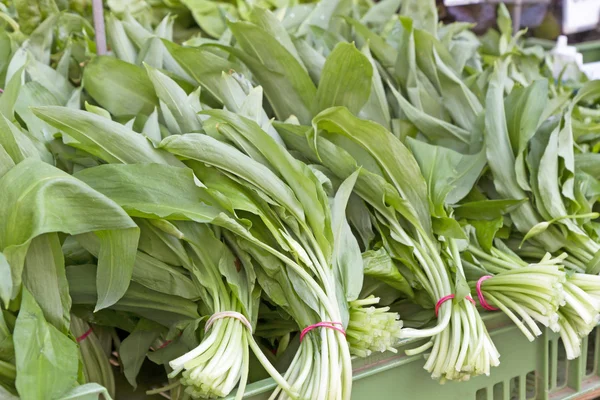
[525,371,536,399]
[493,381,504,400]
[556,339,568,389]
[586,327,598,376]
[509,375,520,400]
[549,339,557,390]
[475,387,488,400]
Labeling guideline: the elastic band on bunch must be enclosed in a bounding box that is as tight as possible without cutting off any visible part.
[204,311,253,333]
[76,327,93,343]
[476,275,499,311]
[435,294,476,316]
[300,322,346,342]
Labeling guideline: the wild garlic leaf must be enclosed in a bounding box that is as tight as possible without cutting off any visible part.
[14,289,78,400]
[316,42,372,115]
[83,56,158,117]
[0,159,139,310]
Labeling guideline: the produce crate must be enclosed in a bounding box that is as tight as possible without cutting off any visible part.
[234,314,600,400]
[526,38,600,64]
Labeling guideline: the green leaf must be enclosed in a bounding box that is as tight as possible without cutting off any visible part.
[181,0,237,38]
[359,44,391,128]
[32,106,181,165]
[162,40,241,108]
[107,14,137,64]
[144,64,201,133]
[14,289,78,400]
[0,159,139,310]
[400,0,437,35]
[388,84,472,152]
[454,199,528,221]
[120,319,161,389]
[74,163,222,223]
[22,234,71,333]
[57,383,112,400]
[0,252,11,308]
[161,133,306,225]
[199,110,333,258]
[316,42,372,115]
[407,138,486,217]
[67,264,200,323]
[83,56,158,117]
[227,21,317,124]
[0,67,24,119]
[14,0,58,35]
[332,170,363,301]
[312,107,432,235]
[362,248,413,297]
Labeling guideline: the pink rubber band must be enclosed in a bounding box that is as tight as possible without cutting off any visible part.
[77,327,93,342]
[435,295,476,316]
[300,322,346,342]
[476,275,499,311]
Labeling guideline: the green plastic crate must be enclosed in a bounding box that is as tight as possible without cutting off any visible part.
[236,313,600,400]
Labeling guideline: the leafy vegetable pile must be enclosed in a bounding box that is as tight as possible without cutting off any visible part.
[2,0,600,399]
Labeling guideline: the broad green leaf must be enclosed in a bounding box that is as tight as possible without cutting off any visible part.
[26,56,74,105]
[470,218,504,252]
[344,17,397,69]
[0,159,139,310]
[388,84,472,152]
[276,121,421,236]
[0,253,11,308]
[163,40,241,107]
[22,233,71,333]
[76,230,198,300]
[14,81,62,142]
[359,44,391,128]
[74,163,222,223]
[120,319,161,389]
[0,68,24,119]
[454,199,528,221]
[400,0,437,36]
[0,115,46,164]
[182,0,237,38]
[107,14,137,63]
[14,0,58,35]
[407,138,486,217]
[576,153,600,179]
[67,264,200,323]
[83,56,158,117]
[57,383,112,400]
[248,7,303,66]
[200,110,333,258]
[433,50,482,133]
[485,62,545,237]
[361,0,401,26]
[14,289,78,400]
[362,248,413,297]
[316,42,372,115]
[32,106,182,165]
[160,133,306,225]
[312,107,432,235]
[332,171,363,301]
[145,64,201,133]
[227,21,317,124]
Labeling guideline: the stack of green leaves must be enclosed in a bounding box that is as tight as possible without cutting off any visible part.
[3,0,600,399]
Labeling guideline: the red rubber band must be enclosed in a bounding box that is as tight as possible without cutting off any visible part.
[300,322,345,342]
[434,295,476,316]
[157,340,172,349]
[76,327,93,342]
[476,275,499,311]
